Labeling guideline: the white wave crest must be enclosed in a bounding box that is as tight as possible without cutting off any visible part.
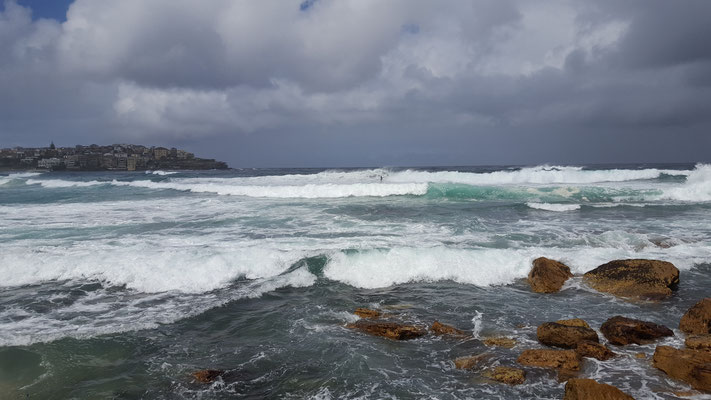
[323,245,710,289]
[0,242,310,293]
[662,163,711,202]
[388,165,690,185]
[527,202,581,212]
[146,170,177,175]
[112,180,428,198]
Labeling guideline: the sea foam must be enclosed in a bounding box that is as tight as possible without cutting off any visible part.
[526,202,581,212]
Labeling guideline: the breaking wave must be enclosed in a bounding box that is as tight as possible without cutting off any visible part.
[526,202,581,212]
[15,164,711,202]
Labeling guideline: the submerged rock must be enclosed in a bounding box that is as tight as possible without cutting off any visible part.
[653,345,711,392]
[483,336,517,349]
[454,353,489,370]
[600,316,673,345]
[346,320,426,341]
[680,298,711,335]
[537,322,598,349]
[575,340,616,361]
[483,366,526,385]
[192,369,224,384]
[528,257,573,293]
[517,349,581,371]
[354,308,381,319]
[563,378,635,400]
[686,335,711,352]
[430,321,470,338]
[582,259,679,299]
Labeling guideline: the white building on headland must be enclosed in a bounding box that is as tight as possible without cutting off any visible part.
[38,158,63,169]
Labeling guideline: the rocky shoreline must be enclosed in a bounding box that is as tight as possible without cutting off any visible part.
[192,258,711,399]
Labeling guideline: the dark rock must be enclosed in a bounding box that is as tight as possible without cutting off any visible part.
[600,316,673,345]
[537,322,599,349]
[192,369,224,384]
[680,298,711,335]
[528,257,573,293]
[563,378,635,400]
[430,321,470,338]
[517,349,582,371]
[483,366,526,385]
[653,345,711,393]
[582,259,679,299]
[575,340,616,361]
[346,320,426,340]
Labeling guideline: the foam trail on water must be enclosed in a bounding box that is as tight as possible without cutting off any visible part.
[527,202,581,212]
[0,267,316,347]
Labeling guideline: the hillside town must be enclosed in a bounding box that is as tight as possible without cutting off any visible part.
[0,143,228,171]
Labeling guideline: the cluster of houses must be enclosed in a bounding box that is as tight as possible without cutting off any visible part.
[0,143,227,171]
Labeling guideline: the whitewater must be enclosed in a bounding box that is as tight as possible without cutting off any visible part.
[1,163,710,399]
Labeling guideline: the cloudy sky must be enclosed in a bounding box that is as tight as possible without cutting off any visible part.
[1,0,710,167]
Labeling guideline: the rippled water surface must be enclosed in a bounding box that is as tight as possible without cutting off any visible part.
[1,164,710,399]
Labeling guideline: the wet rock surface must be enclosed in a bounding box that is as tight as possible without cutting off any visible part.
[528,257,573,293]
[653,345,711,393]
[346,320,427,340]
[537,322,599,349]
[680,298,711,335]
[563,378,635,400]
[600,316,673,345]
[453,354,489,370]
[517,349,582,371]
[483,366,526,385]
[685,335,711,352]
[192,369,224,384]
[575,340,616,361]
[582,259,679,299]
[430,320,470,338]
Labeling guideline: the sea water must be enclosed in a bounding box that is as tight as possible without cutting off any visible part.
[1,164,710,399]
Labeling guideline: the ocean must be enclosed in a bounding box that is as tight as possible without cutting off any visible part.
[1,164,710,399]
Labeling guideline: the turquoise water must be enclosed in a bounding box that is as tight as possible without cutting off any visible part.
[1,164,710,399]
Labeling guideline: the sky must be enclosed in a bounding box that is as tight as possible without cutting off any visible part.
[0,0,710,167]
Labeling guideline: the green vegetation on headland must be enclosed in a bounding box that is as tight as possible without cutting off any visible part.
[0,142,228,171]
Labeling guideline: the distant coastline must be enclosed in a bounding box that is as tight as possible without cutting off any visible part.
[0,143,228,171]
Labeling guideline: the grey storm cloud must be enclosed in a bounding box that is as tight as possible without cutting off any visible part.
[0,0,710,167]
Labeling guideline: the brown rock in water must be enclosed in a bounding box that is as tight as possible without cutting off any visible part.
[528,257,573,293]
[454,353,489,370]
[483,366,526,385]
[537,322,599,349]
[354,308,381,319]
[582,259,679,299]
[680,298,711,335]
[634,353,646,359]
[483,336,517,349]
[557,319,592,329]
[192,369,224,384]
[563,378,635,400]
[600,316,673,345]
[653,345,711,392]
[430,321,470,338]
[346,320,426,340]
[517,349,582,371]
[576,340,616,361]
[686,335,711,352]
